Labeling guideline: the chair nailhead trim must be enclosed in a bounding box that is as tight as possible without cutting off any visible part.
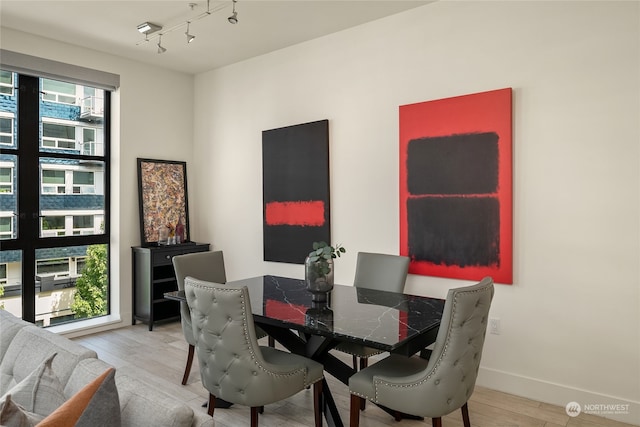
[370,285,492,404]
[186,279,319,386]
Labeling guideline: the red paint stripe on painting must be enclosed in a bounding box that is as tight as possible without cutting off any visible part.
[265,201,325,226]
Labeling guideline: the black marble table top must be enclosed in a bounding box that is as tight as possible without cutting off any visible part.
[167,274,445,355]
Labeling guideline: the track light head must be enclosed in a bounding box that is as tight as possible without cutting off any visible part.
[228,0,238,24]
[157,35,167,54]
[185,22,196,43]
[138,22,162,35]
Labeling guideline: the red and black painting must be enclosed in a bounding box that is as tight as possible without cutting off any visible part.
[262,119,330,264]
[399,88,512,284]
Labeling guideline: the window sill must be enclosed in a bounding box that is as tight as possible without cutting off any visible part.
[48,313,123,338]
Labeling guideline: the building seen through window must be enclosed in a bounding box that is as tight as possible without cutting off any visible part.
[0,72,110,327]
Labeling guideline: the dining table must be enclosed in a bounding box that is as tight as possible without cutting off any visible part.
[165,274,445,427]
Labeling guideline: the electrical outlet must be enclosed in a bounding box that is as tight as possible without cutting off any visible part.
[489,318,501,335]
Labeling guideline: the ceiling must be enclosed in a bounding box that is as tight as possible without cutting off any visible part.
[0,1,430,74]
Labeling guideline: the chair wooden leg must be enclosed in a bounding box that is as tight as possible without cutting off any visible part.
[268,336,275,347]
[352,355,358,370]
[461,402,470,427]
[432,417,442,427]
[311,380,323,427]
[250,407,259,427]
[350,394,362,427]
[420,348,432,360]
[359,357,368,370]
[358,357,368,410]
[207,394,216,417]
[181,344,195,385]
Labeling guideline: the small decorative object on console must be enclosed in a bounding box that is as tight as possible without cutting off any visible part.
[175,217,185,244]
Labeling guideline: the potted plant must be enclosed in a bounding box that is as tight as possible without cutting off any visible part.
[305,241,346,302]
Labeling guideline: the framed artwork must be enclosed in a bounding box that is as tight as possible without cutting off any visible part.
[399,88,513,284]
[262,119,331,264]
[137,158,190,246]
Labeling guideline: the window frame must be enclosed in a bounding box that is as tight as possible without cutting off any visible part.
[0,216,12,240]
[72,170,95,194]
[0,162,14,194]
[0,58,115,322]
[41,78,77,105]
[0,113,14,146]
[41,168,67,194]
[42,120,77,150]
[0,70,14,96]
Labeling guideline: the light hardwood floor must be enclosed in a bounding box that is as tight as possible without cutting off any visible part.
[73,322,633,427]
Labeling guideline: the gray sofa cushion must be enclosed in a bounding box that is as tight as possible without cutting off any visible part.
[0,394,44,426]
[0,326,96,394]
[0,310,29,363]
[64,358,113,398]
[0,353,66,418]
[116,374,195,427]
[70,359,195,427]
[38,367,121,427]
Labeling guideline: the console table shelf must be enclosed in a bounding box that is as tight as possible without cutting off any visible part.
[132,243,210,330]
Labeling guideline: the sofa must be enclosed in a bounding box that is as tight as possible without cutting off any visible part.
[0,309,213,427]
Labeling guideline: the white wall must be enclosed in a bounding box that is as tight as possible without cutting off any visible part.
[192,1,639,423]
[1,0,638,423]
[0,27,195,334]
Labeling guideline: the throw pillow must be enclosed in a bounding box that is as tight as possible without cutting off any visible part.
[0,394,44,427]
[36,367,121,427]
[0,353,66,418]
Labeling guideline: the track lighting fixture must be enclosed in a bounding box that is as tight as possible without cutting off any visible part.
[228,0,238,24]
[137,0,234,53]
[157,35,167,54]
[185,22,195,43]
[137,22,162,35]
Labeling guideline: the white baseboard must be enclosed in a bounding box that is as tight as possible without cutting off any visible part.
[477,367,639,425]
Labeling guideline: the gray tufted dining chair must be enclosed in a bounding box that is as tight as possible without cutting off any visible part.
[334,252,410,372]
[348,277,494,427]
[184,277,324,427]
[172,250,271,386]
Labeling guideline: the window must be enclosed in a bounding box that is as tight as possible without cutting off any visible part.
[41,216,65,237]
[80,87,104,121]
[0,263,6,285]
[42,169,66,194]
[36,258,70,277]
[81,128,103,156]
[76,257,86,275]
[0,166,13,193]
[42,122,76,150]
[0,66,111,327]
[0,217,12,240]
[0,116,13,146]
[73,215,94,235]
[72,171,94,194]
[0,71,13,96]
[42,79,76,105]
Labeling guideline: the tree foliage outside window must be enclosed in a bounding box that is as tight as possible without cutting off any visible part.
[71,244,107,318]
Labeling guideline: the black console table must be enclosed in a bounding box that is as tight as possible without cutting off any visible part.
[132,242,210,330]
